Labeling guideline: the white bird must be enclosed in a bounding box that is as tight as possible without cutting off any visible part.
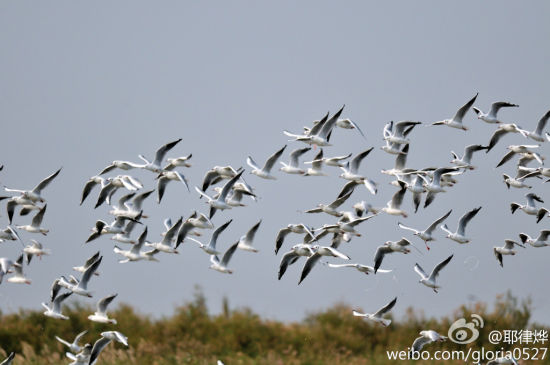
[188,219,232,255]
[275,224,315,254]
[237,220,262,252]
[278,243,316,280]
[55,330,88,353]
[247,145,287,179]
[432,93,478,130]
[0,352,14,365]
[352,297,397,327]
[23,240,51,264]
[4,167,61,203]
[0,258,18,284]
[6,254,31,285]
[510,193,548,223]
[58,256,102,297]
[88,294,117,324]
[420,167,460,208]
[373,238,414,274]
[305,190,353,217]
[195,170,244,218]
[66,343,91,365]
[88,336,115,365]
[187,211,214,229]
[164,153,193,169]
[486,123,528,152]
[398,210,452,250]
[381,181,408,217]
[381,144,409,176]
[144,217,182,254]
[200,165,241,192]
[326,263,392,275]
[94,175,143,208]
[284,106,345,147]
[114,227,157,262]
[303,149,328,176]
[111,220,139,245]
[519,229,550,247]
[410,330,447,353]
[384,121,421,145]
[496,145,543,167]
[134,138,183,173]
[0,226,21,242]
[381,122,418,154]
[42,292,72,320]
[156,169,190,203]
[414,254,453,293]
[486,357,519,365]
[472,101,518,124]
[280,147,311,175]
[494,240,525,267]
[306,152,352,167]
[523,109,550,142]
[299,245,350,284]
[85,214,141,243]
[334,117,366,138]
[441,206,481,244]
[72,252,101,277]
[99,160,142,175]
[15,204,48,235]
[210,241,239,274]
[6,195,38,224]
[502,168,536,189]
[100,331,128,347]
[339,148,377,194]
[450,144,488,169]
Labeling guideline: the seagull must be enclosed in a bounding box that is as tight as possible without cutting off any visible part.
[58,256,102,297]
[335,214,378,237]
[519,230,550,247]
[303,149,327,176]
[99,160,142,175]
[486,124,528,152]
[156,169,190,203]
[4,167,61,203]
[6,196,38,224]
[86,214,142,243]
[280,147,311,175]
[275,224,315,254]
[284,106,345,147]
[384,121,421,145]
[306,152,352,167]
[432,93,478,130]
[352,297,397,327]
[278,243,316,280]
[66,343,92,365]
[16,204,48,235]
[100,331,128,347]
[209,241,239,274]
[441,207,481,244]
[398,209,452,250]
[0,226,21,242]
[56,330,88,353]
[247,145,287,179]
[450,144,488,169]
[410,330,447,353]
[496,145,543,168]
[326,263,392,275]
[237,220,262,252]
[381,122,418,154]
[299,245,350,284]
[145,217,182,254]
[195,170,244,218]
[494,240,525,267]
[502,169,536,189]
[94,175,142,208]
[339,148,377,194]
[88,336,114,365]
[381,144,409,176]
[187,211,214,229]
[72,252,101,277]
[188,219,232,255]
[201,165,241,192]
[118,189,153,219]
[42,292,72,320]
[510,193,548,223]
[381,181,408,217]
[23,240,51,264]
[88,294,117,324]
[0,258,18,284]
[134,138,183,173]
[114,227,156,262]
[419,167,460,208]
[164,153,193,169]
[373,238,414,274]
[80,176,106,205]
[472,101,518,124]
[305,190,353,217]
[111,220,139,245]
[6,254,31,284]
[414,254,453,293]
[334,117,366,138]
[523,109,550,142]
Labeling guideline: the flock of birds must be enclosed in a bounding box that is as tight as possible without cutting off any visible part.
[1,93,549,364]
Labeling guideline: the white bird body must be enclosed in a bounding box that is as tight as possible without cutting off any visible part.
[398,209,452,249]
[352,297,397,327]
[441,207,481,244]
[248,145,287,179]
[88,294,117,324]
[494,240,525,267]
[55,330,88,353]
[432,94,477,130]
[414,255,453,293]
[519,230,550,247]
[472,101,518,124]
[42,292,72,320]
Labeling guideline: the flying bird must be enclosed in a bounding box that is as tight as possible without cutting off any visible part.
[414,254,453,293]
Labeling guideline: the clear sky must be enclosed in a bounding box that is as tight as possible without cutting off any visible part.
[0,1,549,325]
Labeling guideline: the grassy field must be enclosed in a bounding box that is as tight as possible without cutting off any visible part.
[0,290,547,364]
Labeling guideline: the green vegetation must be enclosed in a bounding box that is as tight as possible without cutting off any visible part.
[0,291,547,364]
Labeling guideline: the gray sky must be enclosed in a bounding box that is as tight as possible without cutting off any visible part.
[1,1,549,326]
